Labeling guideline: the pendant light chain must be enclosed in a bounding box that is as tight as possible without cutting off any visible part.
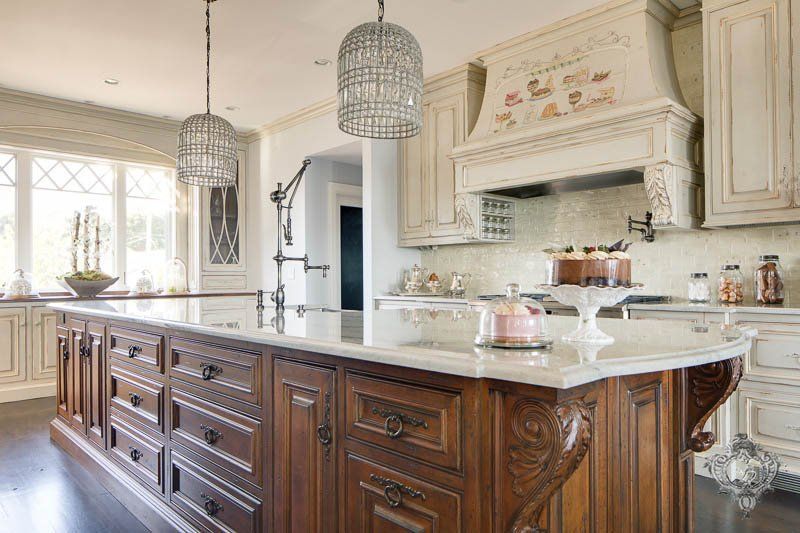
[377,0,384,22]
[206,0,211,114]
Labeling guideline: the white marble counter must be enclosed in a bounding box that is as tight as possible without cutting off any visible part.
[628,298,800,315]
[49,297,753,389]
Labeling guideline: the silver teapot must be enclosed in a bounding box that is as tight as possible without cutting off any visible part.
[449,272,472,297]
[403,264,428,293]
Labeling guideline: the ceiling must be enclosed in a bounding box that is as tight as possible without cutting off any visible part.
[2,0,617,131]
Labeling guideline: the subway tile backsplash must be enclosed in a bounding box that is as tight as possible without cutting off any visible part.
[422,184,800,299]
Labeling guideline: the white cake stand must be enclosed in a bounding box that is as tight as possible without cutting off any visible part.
[536,284,644,345]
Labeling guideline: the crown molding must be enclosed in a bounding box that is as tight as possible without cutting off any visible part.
[242,97,337,144]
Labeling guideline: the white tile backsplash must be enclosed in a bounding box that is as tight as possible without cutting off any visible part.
[422,184,800,298]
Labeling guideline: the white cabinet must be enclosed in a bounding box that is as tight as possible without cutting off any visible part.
[703,0,798,226]
[0,307,25,384]
[738,382,800,474]
[31,307,58,380]
[398,65,486,246]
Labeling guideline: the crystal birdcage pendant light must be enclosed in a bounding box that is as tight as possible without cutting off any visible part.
[337,0,423,139]
[176,0,237,187]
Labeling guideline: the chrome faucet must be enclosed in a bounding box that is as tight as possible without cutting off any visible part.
[267,159,330,313]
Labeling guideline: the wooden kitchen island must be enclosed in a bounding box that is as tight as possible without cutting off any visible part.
[47,297,752,532]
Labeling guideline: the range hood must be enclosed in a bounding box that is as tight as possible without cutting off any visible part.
[451,0,703,229]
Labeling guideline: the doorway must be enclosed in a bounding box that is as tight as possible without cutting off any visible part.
[339,205,363,310]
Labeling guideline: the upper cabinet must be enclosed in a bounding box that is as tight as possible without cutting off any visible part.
[704,0,798,226]
[398,65,486,246]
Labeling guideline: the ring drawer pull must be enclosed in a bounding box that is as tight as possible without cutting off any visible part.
[201,493,223,517]
[200,363,222,381]
[200,424,223,445]
[316,392,333,460]
[128,446,142,462]
[372,407,429,439]
[127,345,142,358]
[128,392,143,407]
[369,474,426,508]
[62,344,69,360]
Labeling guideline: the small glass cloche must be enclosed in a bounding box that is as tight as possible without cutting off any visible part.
[129,269,157,296]
[164,257,189,294]
[475,283,552,348]
[3,269,38,299]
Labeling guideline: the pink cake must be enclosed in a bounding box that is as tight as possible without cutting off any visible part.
[486,302,545,340]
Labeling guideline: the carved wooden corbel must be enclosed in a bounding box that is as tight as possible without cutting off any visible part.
[506,398,592,532]
[685,356,744,452]
[643,163,675,227]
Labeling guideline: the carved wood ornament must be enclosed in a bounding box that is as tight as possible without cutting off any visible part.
[643,163,675,227]
[507,398,591,532]
[686,356,744,452]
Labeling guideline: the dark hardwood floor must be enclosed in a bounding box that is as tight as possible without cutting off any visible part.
[1,397,799,532]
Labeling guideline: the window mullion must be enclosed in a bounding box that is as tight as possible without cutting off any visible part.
[115,164,126,284]
[16,150,33,272]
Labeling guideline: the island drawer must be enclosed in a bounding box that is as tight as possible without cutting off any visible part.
[109,326,165,374]
[170,388,263,487]
[345,372,462,471]
[169,338,262,406]
[109,415,165,494]
[345,453,462,531]
[109,363,165,434]
[169,450,262,533]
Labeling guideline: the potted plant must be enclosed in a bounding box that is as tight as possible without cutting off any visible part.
[58,207,118,298]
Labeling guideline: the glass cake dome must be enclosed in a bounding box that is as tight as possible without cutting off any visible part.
[475,283,552,348]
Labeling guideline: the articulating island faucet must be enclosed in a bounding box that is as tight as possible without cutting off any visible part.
[268,159,330,313]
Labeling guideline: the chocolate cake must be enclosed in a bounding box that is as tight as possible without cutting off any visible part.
[544,243,632,287]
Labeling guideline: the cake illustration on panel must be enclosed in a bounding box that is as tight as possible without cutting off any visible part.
[544,240,632,287]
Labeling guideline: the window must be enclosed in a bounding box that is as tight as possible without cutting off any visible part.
[0,153,15,280]
[0,146,176,291]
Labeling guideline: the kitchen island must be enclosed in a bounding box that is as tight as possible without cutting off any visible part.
[48,297,753,532]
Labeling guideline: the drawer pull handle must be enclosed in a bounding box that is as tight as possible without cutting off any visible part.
[784,353,800,361]
[787,425,800,431]
[316,392,333,460]
[79,344,91,358]
[200,363,222,381]
[127,345,142,358]
[372,407,429,439]
[128,446,142,462]
[369,474,426,508]
[200,424,223,445]
[201,493,223,517]
[62,344,69,360]
[128,392,143,408]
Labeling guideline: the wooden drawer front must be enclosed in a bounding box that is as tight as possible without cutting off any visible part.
[346,373,462,471]
[170,338,261,406]
[170,450,262,533]
[737,322,800,383]
[170,388,262,486]
[109,415,165,494]
[109,364,164,434]
[109,327,164,373]
[345,453,462,532]
[740,389,800,457]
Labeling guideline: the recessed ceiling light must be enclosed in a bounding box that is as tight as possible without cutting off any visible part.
[104,78,119,85]
[225,105,239,111]
[314,58,332,66]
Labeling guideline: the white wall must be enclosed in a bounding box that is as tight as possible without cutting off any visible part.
[304,158,362,304]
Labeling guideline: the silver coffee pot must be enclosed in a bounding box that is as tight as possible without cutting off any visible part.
[449,272,472,297]
[403,264,429,293]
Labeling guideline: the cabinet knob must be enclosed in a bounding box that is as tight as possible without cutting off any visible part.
[128,446,142,462]
[369,474,426,508]
[200,424,222,445]
[201,493,223,517]
[128,392,143,408]
[200,362,222,381]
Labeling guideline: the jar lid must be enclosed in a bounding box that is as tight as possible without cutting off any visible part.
[721,264,740,270]
[759,254,779,262]
[690,273,708,279]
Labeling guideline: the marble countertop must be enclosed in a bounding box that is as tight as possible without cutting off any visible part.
[627,298,800,315]
[49,297,753,389]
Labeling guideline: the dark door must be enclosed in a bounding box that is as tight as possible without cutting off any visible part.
[340,205,363,310]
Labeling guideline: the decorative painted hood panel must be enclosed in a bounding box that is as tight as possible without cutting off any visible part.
[451,0,703,229]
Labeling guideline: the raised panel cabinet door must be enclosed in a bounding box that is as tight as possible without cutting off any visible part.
[706,0,794,222]
[399,105,430,242]
[56,325,71,421]
[69,318,87,435]
[0,307,26,384]
[86,322,106,449]
[428,94,465,237]
[31,307,58,380]
[273,358,336,533]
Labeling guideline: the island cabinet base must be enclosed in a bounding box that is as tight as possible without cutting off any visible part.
[49,312,742,532]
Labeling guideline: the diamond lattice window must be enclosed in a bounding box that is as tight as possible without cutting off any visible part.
[0,152,15,187]
[32,156,113,194]
[0,152,15,281]
[126,166,172,200]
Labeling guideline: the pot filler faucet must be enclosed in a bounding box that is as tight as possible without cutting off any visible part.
[267,158,330,312]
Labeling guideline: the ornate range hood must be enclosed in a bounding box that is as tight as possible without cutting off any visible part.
[451,0,702,229]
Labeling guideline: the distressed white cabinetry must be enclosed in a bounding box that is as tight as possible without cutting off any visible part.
[703,0,799,225]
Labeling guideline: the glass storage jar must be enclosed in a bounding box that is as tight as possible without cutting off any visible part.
[754,254,785,304]
[3,269,37,299]
[687,273,710,303]
[130,269,157,295]
[718,264,744,303]
[165,257,189,294]
[475,283,552,348]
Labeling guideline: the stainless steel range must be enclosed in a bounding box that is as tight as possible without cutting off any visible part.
[476,293,671,318]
